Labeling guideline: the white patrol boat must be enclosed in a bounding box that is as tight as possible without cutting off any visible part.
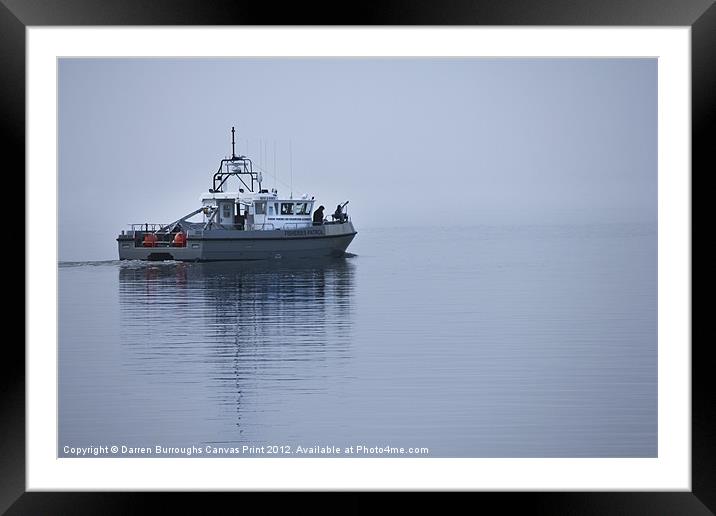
[117,127,357,261]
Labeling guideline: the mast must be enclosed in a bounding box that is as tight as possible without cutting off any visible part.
[211,126,258,193]
[231,126,237,159]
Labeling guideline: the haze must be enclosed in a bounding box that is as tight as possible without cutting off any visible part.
[58,58,656,261]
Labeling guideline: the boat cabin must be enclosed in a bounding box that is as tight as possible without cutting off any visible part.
[200,189,315,231]
[191,127,321,231]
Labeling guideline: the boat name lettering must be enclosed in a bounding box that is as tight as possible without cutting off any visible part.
[284,228,325,237]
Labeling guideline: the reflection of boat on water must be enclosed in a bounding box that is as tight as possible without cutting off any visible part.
[119,256,355,288]
[117,257,356,445]
[118,256,356,361]
[118,257,356,326]
[117,127,357,262]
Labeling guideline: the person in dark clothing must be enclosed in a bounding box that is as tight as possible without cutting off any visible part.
[333,204,344,223]
[312,205,325,225]
[235,211,245,229]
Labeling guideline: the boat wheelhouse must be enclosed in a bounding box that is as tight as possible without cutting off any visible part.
[201,189,318,232]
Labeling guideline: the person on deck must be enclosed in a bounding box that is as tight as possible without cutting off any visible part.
[312,205,325,225]
[333,204,344,223]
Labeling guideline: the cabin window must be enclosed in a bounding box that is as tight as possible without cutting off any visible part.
[295,202,309,215]
[269,205,274,215]
[222,204,231,218]
[280,203,294,215]
[255,201,266,215]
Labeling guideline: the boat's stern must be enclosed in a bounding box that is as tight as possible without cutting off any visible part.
[117,228,202,261]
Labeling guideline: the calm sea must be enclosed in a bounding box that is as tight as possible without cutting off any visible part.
[59,223,657,458]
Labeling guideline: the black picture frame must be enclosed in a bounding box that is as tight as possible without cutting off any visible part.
[6,1,710,513]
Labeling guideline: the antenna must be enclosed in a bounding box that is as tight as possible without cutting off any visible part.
[289,139,293,199]
[273,140,277,190]
[231,126,236,159]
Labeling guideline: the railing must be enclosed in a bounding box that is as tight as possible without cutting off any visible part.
[121,225,187,248]
[126,216,349,236]
[129,223,169,232]
[324,215,350,225]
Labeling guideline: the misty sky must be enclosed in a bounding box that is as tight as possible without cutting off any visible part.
[58,58,656,261]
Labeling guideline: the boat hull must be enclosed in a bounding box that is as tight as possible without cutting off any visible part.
[117,222,357,262]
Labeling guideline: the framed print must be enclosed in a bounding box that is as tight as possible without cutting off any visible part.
[7,0,711,513]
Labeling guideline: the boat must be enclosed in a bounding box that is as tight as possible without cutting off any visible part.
[117,127,357,261]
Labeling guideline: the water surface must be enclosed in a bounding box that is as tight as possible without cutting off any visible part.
[59,223,657,457]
